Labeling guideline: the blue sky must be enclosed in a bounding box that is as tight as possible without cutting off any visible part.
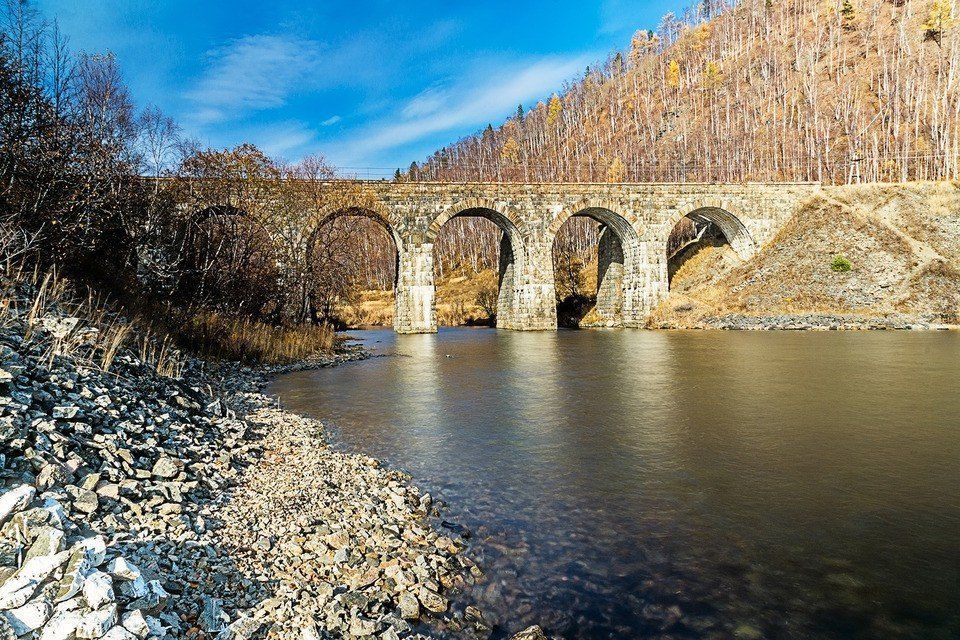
[36,0,681,174]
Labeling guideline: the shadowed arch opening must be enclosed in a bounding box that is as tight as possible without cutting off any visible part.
[551,206,641,328]
[182,205,281,319]
[430,205,528,328]
[667,206,755,290]
[307,206,400,328]
[191,204,247,225]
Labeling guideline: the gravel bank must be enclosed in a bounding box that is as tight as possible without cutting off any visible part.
[0,284,526,639]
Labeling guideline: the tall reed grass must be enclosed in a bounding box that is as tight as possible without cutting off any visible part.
[1,265,334,373]
[2,268,186,377]
[162,309,336,365]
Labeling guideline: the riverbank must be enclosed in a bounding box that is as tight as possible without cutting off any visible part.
[650,313,957,331]
[0,278,525,639]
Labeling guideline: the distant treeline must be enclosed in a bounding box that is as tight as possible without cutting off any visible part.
[405,0,960,184]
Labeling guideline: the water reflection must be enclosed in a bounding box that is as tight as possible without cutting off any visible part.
[270,329,960,639]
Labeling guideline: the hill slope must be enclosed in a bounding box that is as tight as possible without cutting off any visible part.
[651,182,960,327]
[414,0,960,184]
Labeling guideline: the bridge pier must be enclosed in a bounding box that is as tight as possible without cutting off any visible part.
[595,227,625,326]
[502,240,557,331]
[395,243,436,334]
[496,233,517,329]
[508,281,557,330]
[629,240,669,326]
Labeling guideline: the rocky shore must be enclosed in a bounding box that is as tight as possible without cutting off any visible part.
[0,286,548,639]
[650,312,954,331]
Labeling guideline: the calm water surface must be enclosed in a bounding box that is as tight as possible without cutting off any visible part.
[269,329,960,640]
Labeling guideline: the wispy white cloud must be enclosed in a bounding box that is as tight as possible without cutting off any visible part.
[339,54,592,163]
[188,34,325,124]
[402,87,448,119]
[322,115,342,126]
[257,121,319,159]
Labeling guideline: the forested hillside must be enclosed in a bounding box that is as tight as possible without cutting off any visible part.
[411,0,960,184]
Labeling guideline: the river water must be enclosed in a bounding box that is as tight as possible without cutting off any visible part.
[269,328,960,640]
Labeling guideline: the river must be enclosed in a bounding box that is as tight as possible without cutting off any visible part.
[268,328,960,640]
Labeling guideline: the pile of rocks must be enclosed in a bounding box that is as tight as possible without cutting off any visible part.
[0,483,165,639]
[701,312,930,330]
[0,283,494,639]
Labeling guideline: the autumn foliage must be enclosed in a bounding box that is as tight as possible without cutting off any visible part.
[411,0,960,184]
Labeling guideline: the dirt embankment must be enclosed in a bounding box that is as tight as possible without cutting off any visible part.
[651,182,960,329]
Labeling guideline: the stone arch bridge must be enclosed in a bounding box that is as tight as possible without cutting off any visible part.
[308,181,820,333]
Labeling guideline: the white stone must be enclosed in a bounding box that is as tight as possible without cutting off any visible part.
[0,485,35,525]
[40,497,69,530]
[55,548,93,603]
[215,614,260,640]
[25,526,66,561]
[0,546,69,608]
[100,626,137,640]
[119,610,149,638]
[2,598,53,635]
[106,558,141,582]
[52,406,80,420]
[39,609,82,640]
[82,571,115,610]
[76,537,107,568]
[298,623,321,640]
[76,603,118,639]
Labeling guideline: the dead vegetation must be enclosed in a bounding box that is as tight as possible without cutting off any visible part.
[414,0,960,184]
[2,268,186,377]
[1,264,335,370]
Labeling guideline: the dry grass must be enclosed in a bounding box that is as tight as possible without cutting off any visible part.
[899,259,960,322]
[168,311,335,365]
[436,269,498,326]
[1,268,186,377]
[335,268,501,328]
[337,289,395,327]
[1,265,335,371]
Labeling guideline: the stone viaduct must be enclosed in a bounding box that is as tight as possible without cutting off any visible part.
[314,182,821,333]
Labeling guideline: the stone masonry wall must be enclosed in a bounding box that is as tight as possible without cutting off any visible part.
[320,182,822,332]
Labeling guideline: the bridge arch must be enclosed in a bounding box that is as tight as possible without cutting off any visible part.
[666,203,756,260]
[665,203,756,293]
[548,200,644,327]
[426,198,528,245]
[313,203,402,248]
[183,204,280,318]
[547,197,645,242]
[428,199,529,329]
[306,204,401,327]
